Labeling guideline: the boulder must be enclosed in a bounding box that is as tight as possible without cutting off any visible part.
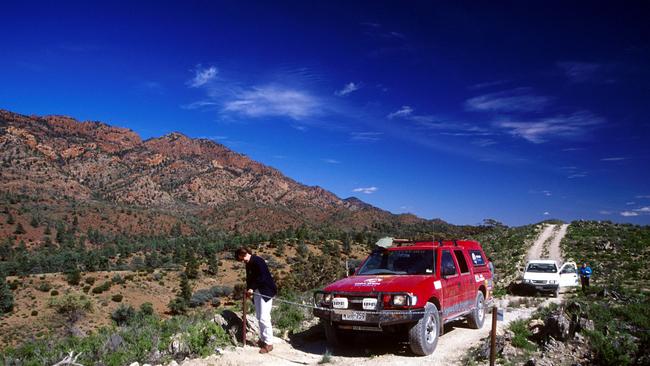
[168,333,190,356]
[544,311,571,341]
[219,309,260,345]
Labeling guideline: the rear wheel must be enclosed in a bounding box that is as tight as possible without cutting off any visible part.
[409,302,439,356]
[467,291,486,329]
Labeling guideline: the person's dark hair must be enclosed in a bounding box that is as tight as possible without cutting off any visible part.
[234,247,252,259]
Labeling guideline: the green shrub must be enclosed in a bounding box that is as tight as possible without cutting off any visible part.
[37,282,52,292]
[112,274,125,285]
[139,302,154,316]
[31,310,38,316]
[50,290,59,296]
[167,298,187,315]
[185,319,230,357]
[65,269,81,286]
[111,294,123,303]
[84,276,96,285]
[509,319,536,351]
[111,304,135,325]
[83,285,91,293]
[92,281,111,294]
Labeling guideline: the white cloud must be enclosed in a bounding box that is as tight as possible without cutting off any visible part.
[223,85,319,120]
[635,206,650,213]
[557,62,601,83]
[601,157,626,161]
[465,88,550,113]
[599,210,613,215]
[472,138,497,147]
[568,172,588,179]
[543,190,552,197]
[187,65,218,88]
[636,195,650,199]
[353,186,378,194]
[322,158,341,164]
[621,211,639,217]
[335,82,361,96]
[350,132,383,142]
[626,202,636,205]
[387,105,414,119]
[495,111,605,143]
[543,212,550,215]
[181,100,218,110]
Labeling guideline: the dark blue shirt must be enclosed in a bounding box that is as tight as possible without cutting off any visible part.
[246,255,277,301]
[580,266,592,278]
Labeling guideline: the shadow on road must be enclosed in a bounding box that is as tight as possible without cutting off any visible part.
[287,318,477,358]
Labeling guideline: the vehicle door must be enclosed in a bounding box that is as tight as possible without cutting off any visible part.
[453,249,474,310]
[559,262,579,287]
[440,249,461,318]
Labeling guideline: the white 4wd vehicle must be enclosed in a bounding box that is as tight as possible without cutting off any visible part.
[522,260,579,297]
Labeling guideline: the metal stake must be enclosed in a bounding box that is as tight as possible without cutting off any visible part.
[242,289,247,346]
[490,305,497,366]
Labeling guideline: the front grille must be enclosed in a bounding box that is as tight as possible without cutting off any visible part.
[532,280,546,284]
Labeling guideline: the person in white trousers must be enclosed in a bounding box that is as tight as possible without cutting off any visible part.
[235,247,277,354]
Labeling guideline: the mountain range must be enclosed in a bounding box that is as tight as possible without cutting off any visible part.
[0,109,428,240]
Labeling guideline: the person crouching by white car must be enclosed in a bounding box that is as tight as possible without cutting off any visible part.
[235,247,277,354]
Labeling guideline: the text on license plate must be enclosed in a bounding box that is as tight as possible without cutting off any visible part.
[342,311,366,321]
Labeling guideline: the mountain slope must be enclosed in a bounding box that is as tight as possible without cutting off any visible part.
[0,109,426,238]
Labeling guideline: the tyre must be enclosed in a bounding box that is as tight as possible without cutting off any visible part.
[467,291,486,329]
[409,302,439,356]
[553,287,559,298]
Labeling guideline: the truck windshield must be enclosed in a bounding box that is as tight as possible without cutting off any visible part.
[357,249,435,275]
[526,263,557,273]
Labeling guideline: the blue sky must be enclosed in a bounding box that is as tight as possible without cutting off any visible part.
[1,1,649,225]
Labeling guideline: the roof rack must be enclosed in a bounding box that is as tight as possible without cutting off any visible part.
[375,237,413,248]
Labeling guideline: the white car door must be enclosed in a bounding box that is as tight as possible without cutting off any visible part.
[559,262,579,287]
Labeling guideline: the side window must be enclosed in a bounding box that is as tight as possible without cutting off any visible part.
[441,250,457,276]
[469,250,486,266]
[454,250,470,274]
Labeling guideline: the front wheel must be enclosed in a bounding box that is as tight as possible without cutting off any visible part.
[467,291,486,329]
[409,302,439,356]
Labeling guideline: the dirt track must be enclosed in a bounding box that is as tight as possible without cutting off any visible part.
[177,225,569,366]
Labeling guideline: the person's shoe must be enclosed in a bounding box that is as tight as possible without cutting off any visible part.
[259,344,273,354]
[257,339,265,348]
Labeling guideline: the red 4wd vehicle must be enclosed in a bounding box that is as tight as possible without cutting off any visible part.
[314,239,493,355]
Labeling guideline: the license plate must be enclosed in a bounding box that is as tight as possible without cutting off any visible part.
[342,311,366,321]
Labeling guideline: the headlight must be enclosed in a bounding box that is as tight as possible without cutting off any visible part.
[316,293,332,305]
[392,294,417,306]
[323,293,333,304]
[392,295,407,306]
[549,280,557,284]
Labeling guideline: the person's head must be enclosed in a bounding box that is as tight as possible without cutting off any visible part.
[582,262,587,267]
[235,247,252,263]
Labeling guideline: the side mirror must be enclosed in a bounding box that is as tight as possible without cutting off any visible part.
[347,267,358,277]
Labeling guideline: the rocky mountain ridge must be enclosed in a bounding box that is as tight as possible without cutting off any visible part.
[0,109,426,237]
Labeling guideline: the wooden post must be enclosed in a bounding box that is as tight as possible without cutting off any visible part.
[242,289,247,347]
[490,305,497,366]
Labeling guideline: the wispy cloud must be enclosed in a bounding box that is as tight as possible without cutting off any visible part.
[223,85,320,120]
[350,131,383,142]
[543,211,550,215]
[335,82,361,96]
[636,195,650,199]
[322,158,341,164]
[387,105,414,119]
[621,211,639,217]
[636,206,650,213]
[465,88,550,113]
[181,100,218,110]
[472,138,497,147]
[187,65,218,88]
[601,157,626,161]
[494,111,605,143]
[353,186,378,194]
[468,80,511,90]
[568,172,588,179]
[599,210,613,215]
[557,61,601,83]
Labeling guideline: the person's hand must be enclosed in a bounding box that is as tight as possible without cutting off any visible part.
[246,289,253,297]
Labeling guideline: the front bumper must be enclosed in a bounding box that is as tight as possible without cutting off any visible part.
[313,290,424,327]
[524,283,559,292]
[314,307,424,326]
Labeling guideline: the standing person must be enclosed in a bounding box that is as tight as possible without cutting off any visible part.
[235,247,277,354]
[487,257,496,283]
[579,262,592,292]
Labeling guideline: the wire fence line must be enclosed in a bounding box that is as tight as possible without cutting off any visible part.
[249,292,495,316]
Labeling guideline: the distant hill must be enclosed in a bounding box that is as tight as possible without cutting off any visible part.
[0,109,432,244]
